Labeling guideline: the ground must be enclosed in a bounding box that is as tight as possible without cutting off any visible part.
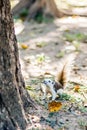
[15,16,87,130]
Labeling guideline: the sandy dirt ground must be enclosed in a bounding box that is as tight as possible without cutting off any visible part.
[15,16,87,130]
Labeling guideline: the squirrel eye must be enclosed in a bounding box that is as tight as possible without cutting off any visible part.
[52,82,54,84]
[48,80,51,83]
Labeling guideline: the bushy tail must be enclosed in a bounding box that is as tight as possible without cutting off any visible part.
[55,54,76,88]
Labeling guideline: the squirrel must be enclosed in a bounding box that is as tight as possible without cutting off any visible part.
[41,54,75,100]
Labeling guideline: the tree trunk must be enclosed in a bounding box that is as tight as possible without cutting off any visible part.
[12,0,63,19]
[12,0,34,16]
[44,0,63,17]
[28,0,63,19]
[0,0,34,130]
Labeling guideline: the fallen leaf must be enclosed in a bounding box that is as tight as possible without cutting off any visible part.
[48,101,62,112]
[72,15,78,18]
[55,51,65,58]
[74,85,80,92]
[36,42,47,48]
[26,86,34,90]
[44,72,52,75]
[21,44,28,49]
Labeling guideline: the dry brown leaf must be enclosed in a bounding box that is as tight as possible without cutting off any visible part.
[48,101,62,112]
[74,85,80,92]
[44,72,52,75]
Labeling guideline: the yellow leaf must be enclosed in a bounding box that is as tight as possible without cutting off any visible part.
[48,101,62,112]
[74,85,80,92]
[72,15,78,18]
[21,44,28,49]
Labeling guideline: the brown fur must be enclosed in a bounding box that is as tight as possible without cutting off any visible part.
[54,81,63,92]
[55,54,75,88]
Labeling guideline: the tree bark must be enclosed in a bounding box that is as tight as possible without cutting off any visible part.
[28,0,63,19]
[12,0,34,16]
[12,0,63,20]
[0,0,34,130]
[44,0,63,17]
